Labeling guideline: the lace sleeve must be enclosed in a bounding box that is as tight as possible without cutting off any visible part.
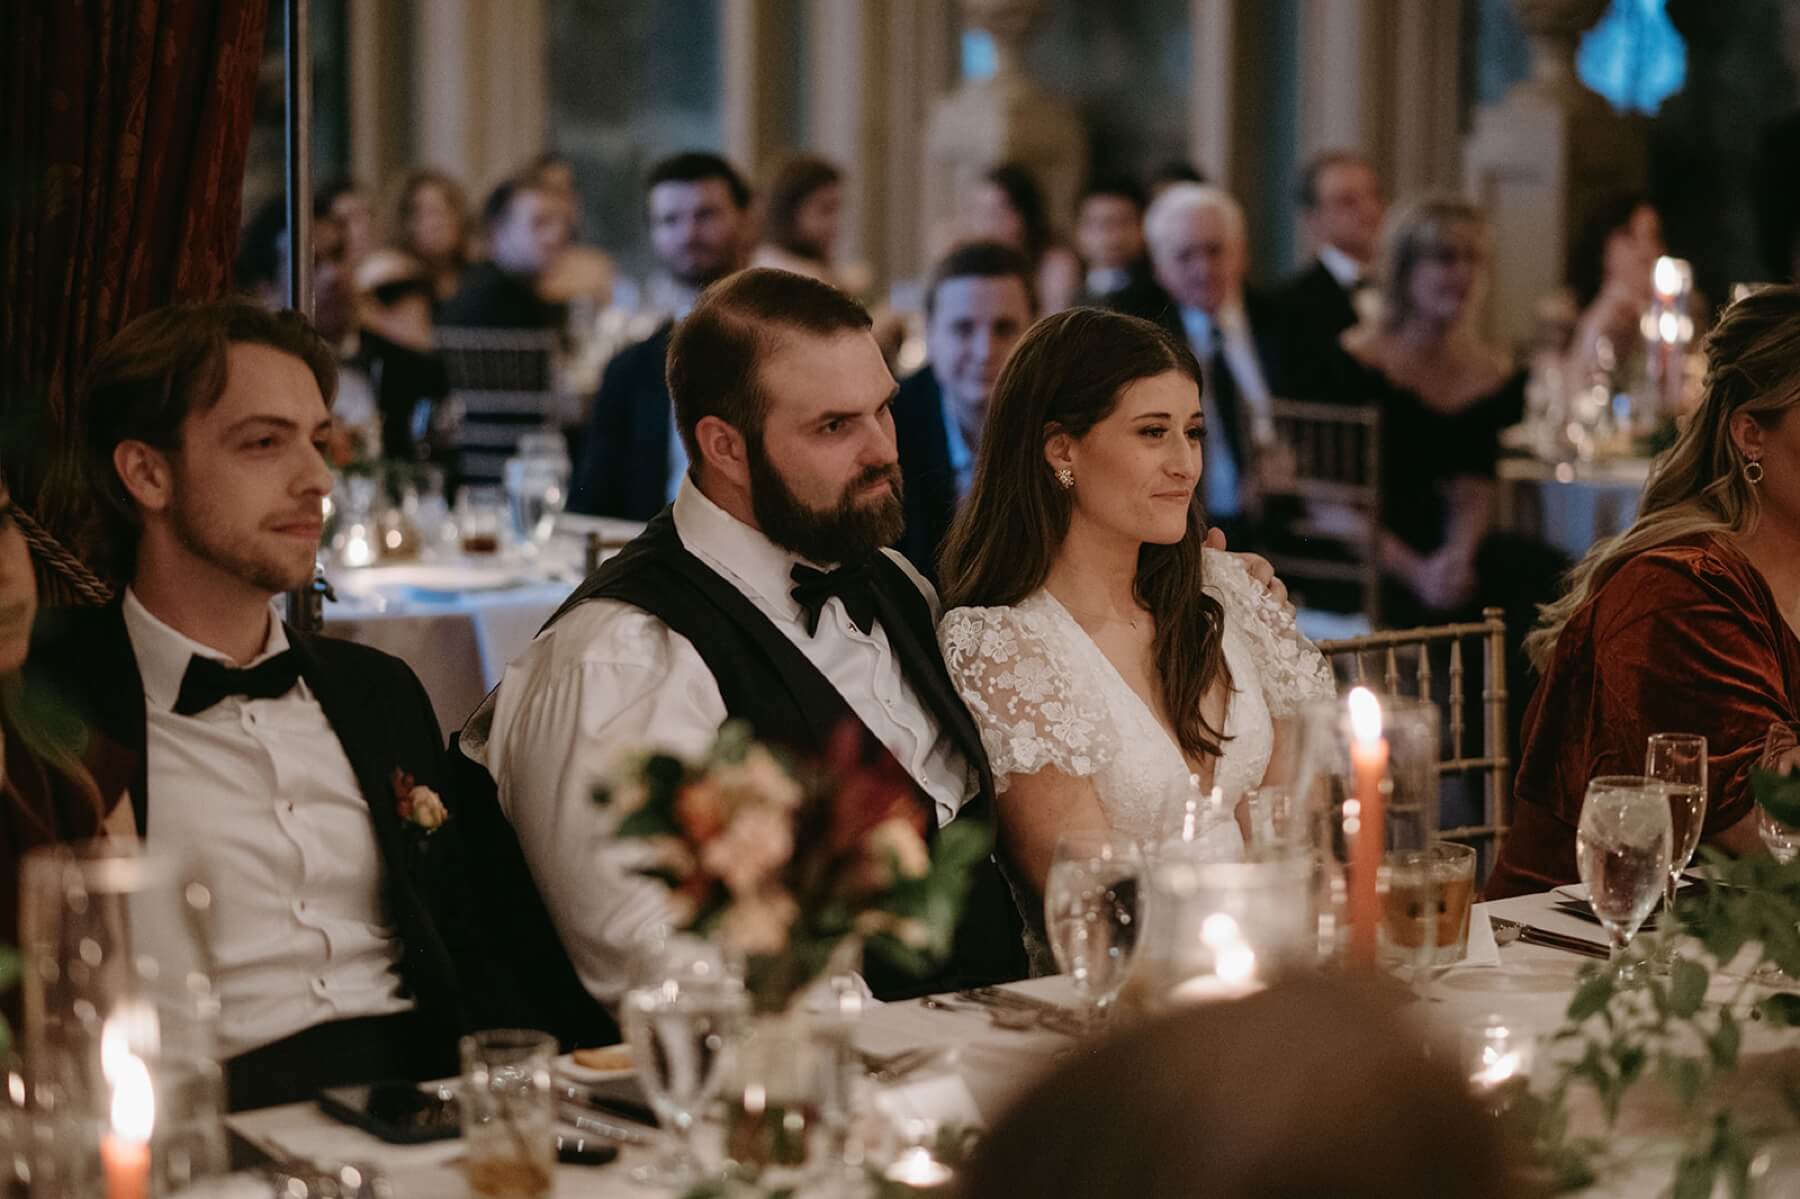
[938,604,1116,790]
[1203,548,1337,717]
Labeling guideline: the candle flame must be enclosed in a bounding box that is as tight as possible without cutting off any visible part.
[109,1052,154,1143]
[1657,311,1680,343]
[1652,255,1686,298]
[1348,686,1383,746]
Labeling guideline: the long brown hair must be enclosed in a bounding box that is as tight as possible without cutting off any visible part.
[1526,284,1800,669]
[939,307,1232,760]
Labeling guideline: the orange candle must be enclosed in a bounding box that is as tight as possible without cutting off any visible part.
[102,1133,150,1199]
[1346,688,1388,967]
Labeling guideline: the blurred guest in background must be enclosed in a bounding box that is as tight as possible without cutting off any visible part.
[892,242,1036,581]
[344,250,450,462]
[752,153,870,296]
[1074,176,1167,314]
[522,151,617,311]
[962,978,1521,1199]
[316,177,376,269]
[964,162,1082,314]
[1339,196,1526,624]
[235,193,355,349]
[1492,286,1800,898]
[393,168,474,307]
[440,176,572,331]
[1561,195,1666,386]
[1140,183,1291,550]
[1278,151,1386,353]
[569,152,753,520]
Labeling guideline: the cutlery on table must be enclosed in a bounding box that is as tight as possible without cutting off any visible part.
[1488,916,1611,960]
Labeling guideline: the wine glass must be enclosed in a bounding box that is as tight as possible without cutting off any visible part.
[1576,775,1673,979]
[1151,775,1235,862]
[1644,733,1706,951]
[1758,722,1800,863]
[1044,831,1144,1030]
[620,937,749,1187]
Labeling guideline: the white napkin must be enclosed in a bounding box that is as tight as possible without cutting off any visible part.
[1461,904,1501,968]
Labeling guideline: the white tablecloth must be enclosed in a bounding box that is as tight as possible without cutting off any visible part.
[226,890,1796,1196]
[1495,456,1651,562]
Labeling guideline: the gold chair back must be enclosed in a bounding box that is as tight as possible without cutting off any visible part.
[1265,398,1381,627]
[1316,607,1510,876]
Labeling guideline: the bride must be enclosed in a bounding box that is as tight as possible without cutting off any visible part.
[936,307,1335,910]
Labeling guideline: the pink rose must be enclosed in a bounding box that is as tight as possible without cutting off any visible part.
[722,892,798,957]
[700,805,794,895]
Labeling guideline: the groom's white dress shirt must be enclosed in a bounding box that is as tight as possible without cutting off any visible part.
[122,590,410,1058]
[463,480,976,1003]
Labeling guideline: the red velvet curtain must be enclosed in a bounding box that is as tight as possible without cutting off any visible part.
[0,0,270,568]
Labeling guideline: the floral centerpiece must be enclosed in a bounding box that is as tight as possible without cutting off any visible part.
[596,719,987,1012]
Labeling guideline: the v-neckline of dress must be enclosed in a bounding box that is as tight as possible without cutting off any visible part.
[1033,590,1223,790]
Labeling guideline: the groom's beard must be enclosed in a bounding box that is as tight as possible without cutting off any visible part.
[746,439,906,566]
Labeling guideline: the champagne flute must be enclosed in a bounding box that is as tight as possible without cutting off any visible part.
[1045,830,1144,1030]
[1644,733,1707,940]
[1577,775,1673,980]
[1758,722,1800,863]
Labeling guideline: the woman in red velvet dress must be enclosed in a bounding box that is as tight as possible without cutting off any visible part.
[1488,286,1800,897]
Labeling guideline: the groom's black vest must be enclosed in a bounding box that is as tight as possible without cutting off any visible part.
[543,510,1027,996]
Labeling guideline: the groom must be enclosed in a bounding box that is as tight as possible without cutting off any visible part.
[459,268,1029,999]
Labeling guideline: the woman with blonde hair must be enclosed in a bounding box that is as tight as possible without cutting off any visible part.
[1489,285,1800,897]
[1340,194,1528,624]
[392,168,473,304]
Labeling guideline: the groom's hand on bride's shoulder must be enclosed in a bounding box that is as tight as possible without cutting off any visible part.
[1202,526,1295,616]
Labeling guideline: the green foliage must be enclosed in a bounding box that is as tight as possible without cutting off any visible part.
[1530,782,1800,1194]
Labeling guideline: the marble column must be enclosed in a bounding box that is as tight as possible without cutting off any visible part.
[411,0,548,197]
[1463,0,1647,348]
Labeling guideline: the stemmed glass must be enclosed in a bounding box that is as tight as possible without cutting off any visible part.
[1758,722,1800,863]
[620,937,749,1187]
[1645,733,1707,958]
[1576,776,1674,980]
[1044,831,1144,1030]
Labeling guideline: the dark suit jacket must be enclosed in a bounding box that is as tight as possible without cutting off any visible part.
[439,261,567,331]
[23,605,566,1054]
[1273,259,1362,402]
[1277,258,1358,341]
[891,367,959,584]
[1081,259,1173,317]
[570,321,676,520]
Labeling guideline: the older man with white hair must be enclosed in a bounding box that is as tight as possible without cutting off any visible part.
[1139,184,1295,550]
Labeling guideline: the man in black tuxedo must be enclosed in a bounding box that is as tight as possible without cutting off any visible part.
[1073,176,1171,315]
[891,242,1036,581]
[569,152,753,520]
[1274,151,1385,392]
[27,301,604,1111]
[1141,183,1296,551]
[461,269,1029,1004]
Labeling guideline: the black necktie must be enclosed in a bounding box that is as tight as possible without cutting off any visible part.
[790,561,880,637]
[172,650,302,716]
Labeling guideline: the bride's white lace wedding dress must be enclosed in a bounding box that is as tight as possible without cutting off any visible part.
[939,548,1337,861]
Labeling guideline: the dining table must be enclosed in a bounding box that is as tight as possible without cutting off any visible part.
[1494,455,1652,563]
[222,887,1800,1197]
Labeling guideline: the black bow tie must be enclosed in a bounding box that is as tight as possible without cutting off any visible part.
[172,650,302,716]
[790,560,880,637]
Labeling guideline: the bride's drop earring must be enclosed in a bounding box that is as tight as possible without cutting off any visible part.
[1055,467,1075,490]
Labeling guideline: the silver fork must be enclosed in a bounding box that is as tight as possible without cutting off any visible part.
[860,1046,942,1082]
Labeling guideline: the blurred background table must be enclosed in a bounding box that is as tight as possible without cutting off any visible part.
[1495,455,1652,562]
[322,516,642,734]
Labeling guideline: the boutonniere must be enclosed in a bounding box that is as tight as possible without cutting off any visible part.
[391,769,449,833]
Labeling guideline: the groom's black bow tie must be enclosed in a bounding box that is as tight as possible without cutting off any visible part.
[790,560,880,638]
[172,650,302,716]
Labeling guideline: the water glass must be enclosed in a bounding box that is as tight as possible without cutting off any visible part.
[1044,831,1144,1029]
[1577,776,1673,976]
[621,943,749,1187]
[1241,785,1304,859]
[1645,733,1707,908]
[501,454,569,552]
[1758,722,1800,863]
[1151,776,1235,863]
[459,1029,555,1199]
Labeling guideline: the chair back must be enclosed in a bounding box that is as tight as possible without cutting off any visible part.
[435,326,568,488]
[1265,398,1381,628]
[1316,607,1510,878]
